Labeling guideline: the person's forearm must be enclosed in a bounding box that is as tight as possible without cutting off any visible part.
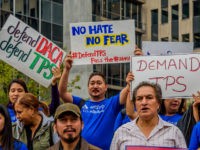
[126,92,137,120]
[49,83,60,116]
[58,68,69,99]
[193,105,200,122]
[120,85,130,105]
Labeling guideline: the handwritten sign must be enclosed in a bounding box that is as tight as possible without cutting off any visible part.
[142,41,193,56]
[70,20,135,65]
[131,54,200,98]
[0,14,66,87]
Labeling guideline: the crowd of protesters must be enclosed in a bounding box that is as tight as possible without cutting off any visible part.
[0,46,200,150]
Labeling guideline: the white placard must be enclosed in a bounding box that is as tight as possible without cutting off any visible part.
[70,20,135,65]
[131,54,200,98]
[0,14,66,87]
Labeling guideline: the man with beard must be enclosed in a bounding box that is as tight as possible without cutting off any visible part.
[48,103,101,150]
[58,52,134,149]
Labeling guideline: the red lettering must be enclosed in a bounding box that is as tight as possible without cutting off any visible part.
[137,60,147,71]
[48,47,63,65]
[36,37,49,55]
[149,60,155,70]
[190,57,200,72]
[36,37,63,66]
[149,77,164,84]
[150,75,187,93]
[91,58,102,64]
[55,52,64,67]
[168,59,177,70]
[165,76,176,90]
[173,76,186,92]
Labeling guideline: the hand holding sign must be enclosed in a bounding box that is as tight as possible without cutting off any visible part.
[0,14,66,87]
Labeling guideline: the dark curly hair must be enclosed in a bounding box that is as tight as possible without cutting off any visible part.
[132,81,162,107]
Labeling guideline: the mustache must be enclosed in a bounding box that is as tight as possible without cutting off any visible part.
[63,128,76,133]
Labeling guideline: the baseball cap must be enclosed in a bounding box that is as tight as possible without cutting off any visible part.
[54,103,81,119]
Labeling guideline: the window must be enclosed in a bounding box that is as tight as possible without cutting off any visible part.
[151,9,158,41]
[161,0,168,24]
[92,0,100,20]
[52,3,63,25]
[182,0,189,19]
[182,34,189,42]
[52,0,63,4]
[41,0,51,22]
[52,24,63,42]
[28,17,38,30]
[41,21,51,39]
[172,5,179,41]
[194,33,200,48]
[193,0,200,16]
[161,37,168,41]
[172,5,178,21]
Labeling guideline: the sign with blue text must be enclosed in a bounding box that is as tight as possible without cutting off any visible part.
[0,14,66,87]
[70,20,135,65]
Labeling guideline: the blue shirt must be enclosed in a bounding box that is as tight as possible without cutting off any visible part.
[73,94,123,150]
[189,121,200,149]
[159,113,182,125]
[0,140,28,150]
[114,110,131,132]
[8,107,17,123]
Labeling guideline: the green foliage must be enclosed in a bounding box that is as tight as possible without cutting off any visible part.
[0,61,51,105]
[67,75,81,92]
[0,61,81,105]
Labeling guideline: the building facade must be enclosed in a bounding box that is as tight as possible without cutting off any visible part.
[0,0,63,47]
[143,0,200,51]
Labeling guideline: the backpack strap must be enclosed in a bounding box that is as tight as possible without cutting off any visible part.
[49,123,53,146]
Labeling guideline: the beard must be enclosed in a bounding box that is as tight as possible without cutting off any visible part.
[63,134,80,144]
[59,128,82,144]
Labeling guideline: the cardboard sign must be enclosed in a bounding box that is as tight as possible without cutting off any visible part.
[131,54,200,98]
[70,20,135,65]
[142,41,193,56]
[0,14,66,87]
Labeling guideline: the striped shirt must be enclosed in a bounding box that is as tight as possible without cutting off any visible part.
[110,116,187,150]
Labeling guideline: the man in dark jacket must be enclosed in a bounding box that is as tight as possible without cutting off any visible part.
[48,103,101,150]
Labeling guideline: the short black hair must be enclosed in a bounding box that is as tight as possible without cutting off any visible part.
[88,72,106,86]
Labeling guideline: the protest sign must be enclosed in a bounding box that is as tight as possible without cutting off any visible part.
[131,53,200,98]
[0,14,66,87]
[142,41,193,56]
[70,20,135,65]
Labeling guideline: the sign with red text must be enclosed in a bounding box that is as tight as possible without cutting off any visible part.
[131,54,200,98]
[126,146,187,150]
[70,20,135,65]
[142,41,193,56]
[0,14,66,87]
